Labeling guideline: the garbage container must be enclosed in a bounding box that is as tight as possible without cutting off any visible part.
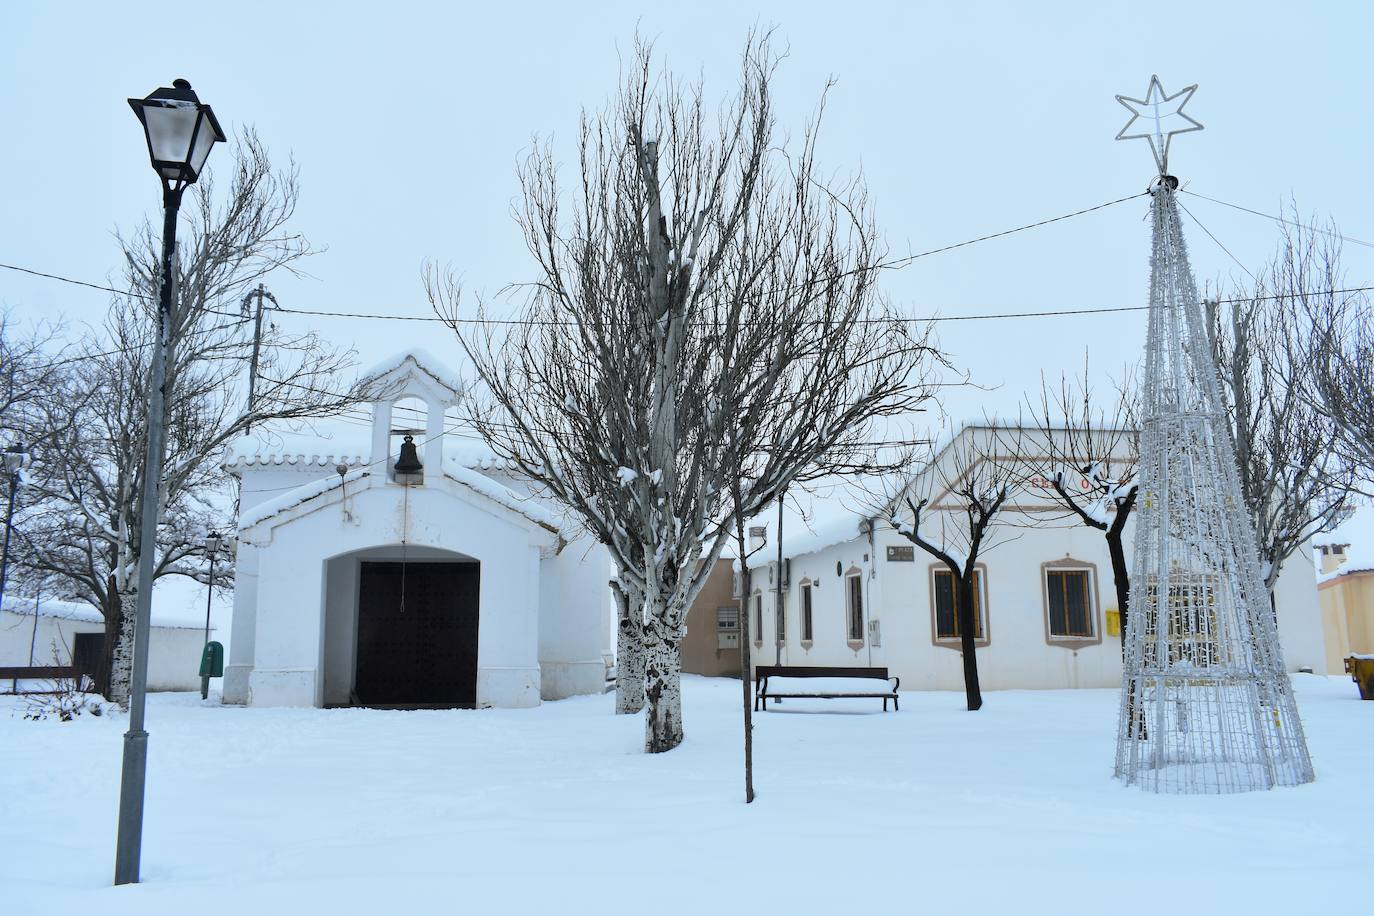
[1346,655,1374,700]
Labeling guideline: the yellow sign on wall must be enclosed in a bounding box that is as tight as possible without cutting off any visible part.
[1105,609,1121,637]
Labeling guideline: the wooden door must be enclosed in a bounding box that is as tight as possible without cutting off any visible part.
[354,561,479,707]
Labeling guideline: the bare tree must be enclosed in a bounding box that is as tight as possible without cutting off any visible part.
[15,132,356,705]
[1208,208,1361,595]
[884,423,1028,711]
[430,34,941,753]
[1025,360,1139,640]
[1302,223,1374,484]
[0,311,69,451]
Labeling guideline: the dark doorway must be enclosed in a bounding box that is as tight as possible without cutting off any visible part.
[72,632,105,684]
[354,561,479,707]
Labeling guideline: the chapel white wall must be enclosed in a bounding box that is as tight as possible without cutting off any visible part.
[245,476,546,709]
[537,532,613,699]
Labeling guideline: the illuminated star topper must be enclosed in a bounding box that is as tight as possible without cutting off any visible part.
[1115,75,1203,174]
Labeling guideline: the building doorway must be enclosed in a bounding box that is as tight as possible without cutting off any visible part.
[353,560,479,707]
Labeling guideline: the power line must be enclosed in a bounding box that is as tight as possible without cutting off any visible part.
[269,287,1374,325]
[876,191,1149,271]
[0,262,144,300]
[1179,190,1374,251]
[1177,197,1258,283]
[2,190,1148,327]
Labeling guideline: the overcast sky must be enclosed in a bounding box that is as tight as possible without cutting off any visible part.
[4,0,1372,422]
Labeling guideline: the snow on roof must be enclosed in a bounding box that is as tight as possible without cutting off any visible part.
[224,420,519,474]
[224,419,370,471]
[240,468,372,529]
[239,460,558,534]
[0,595,204,630]
[441,460,559,531]
[743,475,879,568]
[356,349,465,397]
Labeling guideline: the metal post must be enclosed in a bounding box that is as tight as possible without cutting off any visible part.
[243,283,276,432]
[775,495,784,666]
[200,549,215,700]
[0,467,18,610]
[114,183,181,886]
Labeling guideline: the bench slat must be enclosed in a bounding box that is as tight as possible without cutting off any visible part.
[0,666,78,679]
[754,666,900,712]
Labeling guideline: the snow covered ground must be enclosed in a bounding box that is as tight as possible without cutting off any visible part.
[2,675,1369,914]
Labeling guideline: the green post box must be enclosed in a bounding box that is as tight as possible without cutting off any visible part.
[199,640,224,700]
[199,641,224,677]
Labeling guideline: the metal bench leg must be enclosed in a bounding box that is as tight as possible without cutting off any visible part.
[893,696,899,712]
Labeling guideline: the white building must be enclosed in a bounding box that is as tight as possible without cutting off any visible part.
[736,425,1328,690]
[0,596,209,693]
[222,351,613,709]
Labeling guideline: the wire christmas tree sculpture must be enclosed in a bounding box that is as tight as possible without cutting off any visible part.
[1112,76,1314,793]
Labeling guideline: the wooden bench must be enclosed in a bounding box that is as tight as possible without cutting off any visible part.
[754,665,900,712]
[0,666,86,694]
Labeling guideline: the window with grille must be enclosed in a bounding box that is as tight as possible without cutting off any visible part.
[801,583,814,642]
[716,606,739,631]
[775,595,785,642]
[753,594,763,643]
[1046,569,1093,638]
[846,573,864,641]
[933,568,984,640]
[1143,578,1224,668]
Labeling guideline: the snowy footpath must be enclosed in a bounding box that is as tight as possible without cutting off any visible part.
[2,675,1370,915]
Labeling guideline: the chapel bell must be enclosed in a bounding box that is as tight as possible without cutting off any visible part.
[394,433,424,484]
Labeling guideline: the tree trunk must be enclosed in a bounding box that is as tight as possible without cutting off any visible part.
[957,575,983,711]
[738,564,755,803]
[1106,528,1131,651]
[94,579,121,699]
[644,629,684,753]
[106,589,137,709]
[614,581,646,715]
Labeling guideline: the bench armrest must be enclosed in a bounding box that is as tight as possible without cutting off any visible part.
[889,676,900,693]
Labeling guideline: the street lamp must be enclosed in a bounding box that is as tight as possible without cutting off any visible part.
[115,79,225,888]
[199,531,221,700]
[0,442,30,613]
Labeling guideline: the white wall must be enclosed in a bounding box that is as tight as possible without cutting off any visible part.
[537,532,614,699]
[0,610,211,692]
[752,515,1326,691]
[243,473,550,708]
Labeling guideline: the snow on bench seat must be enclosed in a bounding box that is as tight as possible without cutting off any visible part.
[761,676,895,695]
[754,666,899,711]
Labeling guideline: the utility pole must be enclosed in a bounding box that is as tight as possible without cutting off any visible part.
[241,283,278,432]
[775,494,784,666]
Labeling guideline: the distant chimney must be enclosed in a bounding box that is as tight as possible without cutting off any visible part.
[748,526,768,554]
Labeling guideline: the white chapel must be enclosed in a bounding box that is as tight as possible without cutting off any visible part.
[220,351,613,709]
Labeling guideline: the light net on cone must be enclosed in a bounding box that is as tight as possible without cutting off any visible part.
[1113,175,1314,793]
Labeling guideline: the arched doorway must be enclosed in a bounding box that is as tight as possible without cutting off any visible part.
[322,545,480,708]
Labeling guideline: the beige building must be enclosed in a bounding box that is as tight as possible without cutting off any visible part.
[681,559,743,678]
[1316,539,1374,673]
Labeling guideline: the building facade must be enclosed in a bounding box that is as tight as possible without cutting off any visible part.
[1315,527,1374,674]
[685,426,1329,690]
[222,351,614,709]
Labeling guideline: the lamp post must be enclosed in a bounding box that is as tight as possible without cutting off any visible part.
[199,531,221,700]
[0,442,30,612]
[115,79,225,887]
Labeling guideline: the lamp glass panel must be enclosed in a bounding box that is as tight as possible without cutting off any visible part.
[142,103,199,166]
[187,116,219,177]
